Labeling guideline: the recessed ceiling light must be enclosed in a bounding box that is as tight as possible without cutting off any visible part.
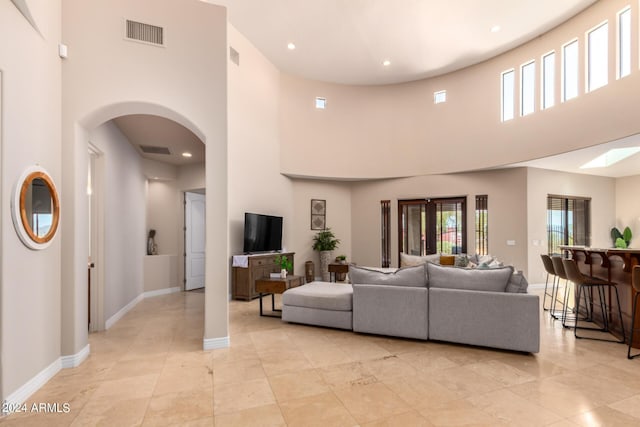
[382,60,391,67]
[287,42,296,50]
[182,152,193,158]
[580,147,640,169]
[490,25,501,33]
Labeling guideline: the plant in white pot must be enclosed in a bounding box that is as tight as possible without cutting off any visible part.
[312,228,340,281]
[275,255,293,278]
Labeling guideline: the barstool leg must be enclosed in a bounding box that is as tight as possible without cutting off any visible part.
[612,286,626,344]
[628,292,640,359]
[562,280,574,328]
[543,272,549,311]
[551,276,562,320]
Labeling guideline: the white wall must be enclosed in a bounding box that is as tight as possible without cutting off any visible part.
[147,179,180,257]
[291,180,352,277]
[0,0,62,400]
[615,175,640,248]
[146,162,206,291]
[279,0,640,180]
[90,122,146,320]
[526,168,616,283]
[61,0,228,348]
[227,25,294,262]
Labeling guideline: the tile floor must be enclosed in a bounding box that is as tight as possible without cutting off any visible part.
[2,289,640,426]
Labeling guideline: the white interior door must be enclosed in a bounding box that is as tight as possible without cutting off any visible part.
[88,143,105,331]
[185,192,205,290]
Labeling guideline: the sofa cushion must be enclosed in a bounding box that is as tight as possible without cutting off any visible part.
[427,262,513,292]
[400,252,440,267]
[506,271,529,293]
[349,264,427,288]
[282,282,353,311]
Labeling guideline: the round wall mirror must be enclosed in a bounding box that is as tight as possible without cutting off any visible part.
[11,166,60,250]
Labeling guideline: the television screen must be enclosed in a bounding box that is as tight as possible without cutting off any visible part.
[243,213,283,253]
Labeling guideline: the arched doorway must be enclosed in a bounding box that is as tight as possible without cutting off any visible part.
[61,102,228,364]
[87,112,206,332]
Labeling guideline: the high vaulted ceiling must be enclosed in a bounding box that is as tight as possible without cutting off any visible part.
[114,1,623,174]
[208,0,597,85]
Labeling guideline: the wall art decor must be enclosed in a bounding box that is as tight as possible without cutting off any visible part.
[311,199,326,230]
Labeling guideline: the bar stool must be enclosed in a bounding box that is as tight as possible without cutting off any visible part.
[562,258,625,343]
[550,256,570,322]
[628,265,640,359]
[540,254,557,312]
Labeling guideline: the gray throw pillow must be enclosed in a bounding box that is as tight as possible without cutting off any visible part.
[454,254,469,267]
[349,264,427,287]
[400,252,441,267]
[506,271,529,293]
[427,262,513,292]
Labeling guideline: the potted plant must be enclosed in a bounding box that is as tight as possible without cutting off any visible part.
[335,254,347,264]
[611,226,632,248]
[275,254,293,278]
[313,228,340,281]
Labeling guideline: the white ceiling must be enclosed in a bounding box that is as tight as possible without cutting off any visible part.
[113,115,205,166]
[115,1,624,176]
[208,0,597,85]
[509,133,640,178]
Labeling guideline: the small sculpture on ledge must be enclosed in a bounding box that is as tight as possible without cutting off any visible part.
[147,229,157,255]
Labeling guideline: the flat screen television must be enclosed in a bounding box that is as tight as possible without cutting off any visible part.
[243,212,283,254]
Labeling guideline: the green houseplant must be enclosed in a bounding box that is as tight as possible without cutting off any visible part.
[611,226,632,248]
[275,254,293,278]
[313,228,340,281]
[312,228,340,251]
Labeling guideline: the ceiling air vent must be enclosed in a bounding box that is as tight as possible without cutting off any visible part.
[125,19,164,46]
[140,145,171,155]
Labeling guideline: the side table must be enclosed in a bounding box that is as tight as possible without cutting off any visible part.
[328,263,349,282]
[255,275,303,317]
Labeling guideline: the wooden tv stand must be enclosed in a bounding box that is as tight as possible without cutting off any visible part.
[231,252,295,300]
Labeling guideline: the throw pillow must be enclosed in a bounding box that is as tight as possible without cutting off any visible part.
[427,262,513,292]
[440,255,455,266]
[476,254,494,265]
[506,271,529,293]
[488,258,504,268]
[454,254,469,267]
[400,252,441,267]
[349,264,427,287]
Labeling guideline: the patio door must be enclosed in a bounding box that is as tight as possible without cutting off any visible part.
[398,197,466,261]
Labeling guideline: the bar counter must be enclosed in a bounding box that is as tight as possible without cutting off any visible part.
[559,246,640,348]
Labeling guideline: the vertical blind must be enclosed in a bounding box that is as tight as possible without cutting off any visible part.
[475,195,488,256]
[547,195,591,254]
[380,200,391,268]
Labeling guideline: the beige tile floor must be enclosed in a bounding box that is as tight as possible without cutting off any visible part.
[2,289,640,426]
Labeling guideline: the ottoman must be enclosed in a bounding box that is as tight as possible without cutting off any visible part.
[282,282,353,330]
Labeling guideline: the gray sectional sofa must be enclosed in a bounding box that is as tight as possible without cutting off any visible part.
[282,262,540,353]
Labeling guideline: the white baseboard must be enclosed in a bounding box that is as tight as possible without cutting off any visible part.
[106,287,183,330]
[203,336,230,350]
[4,358,61,411]
[144,286,180,299]
[105,293,144,330]
[61,344,91,369]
